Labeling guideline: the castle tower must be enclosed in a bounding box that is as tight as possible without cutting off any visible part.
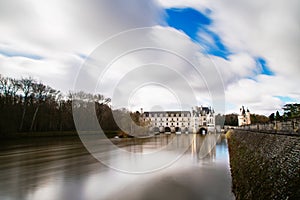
[246,108,251,125]
[238,106,251,126]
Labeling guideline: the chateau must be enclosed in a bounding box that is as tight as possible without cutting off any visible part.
[141,106,215,134]
[238,106,251,126]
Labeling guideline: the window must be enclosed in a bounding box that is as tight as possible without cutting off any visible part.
[166,123,168,125]
[177,123,179,125]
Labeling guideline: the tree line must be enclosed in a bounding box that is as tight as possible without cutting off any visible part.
[0,74,129,136]
[215,113,269,127]
[269,104,300,121]
[2,74,298,134]
[216,103,300,127]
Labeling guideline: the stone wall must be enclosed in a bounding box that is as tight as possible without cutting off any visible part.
[237,118,300,136]
[227,130,300,200]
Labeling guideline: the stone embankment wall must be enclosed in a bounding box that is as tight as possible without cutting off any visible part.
[238,118,300,136]
[227,130,300,200]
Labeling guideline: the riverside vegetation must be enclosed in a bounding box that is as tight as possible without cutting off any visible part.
[0,74,142,138]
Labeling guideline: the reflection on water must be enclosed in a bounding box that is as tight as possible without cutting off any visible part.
[0,134,234,200]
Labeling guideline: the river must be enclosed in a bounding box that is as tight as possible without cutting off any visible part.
[0,134,234,200]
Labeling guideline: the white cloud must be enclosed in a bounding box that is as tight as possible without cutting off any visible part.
[208,0,300,114]
[208,0,300,77]
[210,53,257,85]
[156,0,300,114]
[0,53,83,92]
[0,0,164,94]
[155,0,209,13]
[78,27,223,112]
[0,0,299,115]
[0,0,164,55]
[225,73,300,114]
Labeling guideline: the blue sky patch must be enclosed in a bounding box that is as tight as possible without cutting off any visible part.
[0,50,43,60]
[165,8,231,59]
[256,57,274,76]
[275,96,297,103]
[198,29,231,59]
[166,8,211,41]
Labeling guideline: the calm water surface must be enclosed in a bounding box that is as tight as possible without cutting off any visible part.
[0,134,234,200]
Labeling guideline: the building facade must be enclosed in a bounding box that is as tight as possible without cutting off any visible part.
[238,106,251,126]
[141,106,215,134]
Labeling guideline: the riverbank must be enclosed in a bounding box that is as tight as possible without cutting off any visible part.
[0,130,121,139]
[227,130,300,200]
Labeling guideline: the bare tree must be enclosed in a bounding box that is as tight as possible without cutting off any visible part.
[19,77,34,131]
[0,76,12,104]
[30,83,58,131]
[9,78,21,104]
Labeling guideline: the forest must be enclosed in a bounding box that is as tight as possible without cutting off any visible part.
[0,74,130,137]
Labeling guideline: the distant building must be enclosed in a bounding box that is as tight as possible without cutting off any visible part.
[238,106,251,126]
[141,106,215,134]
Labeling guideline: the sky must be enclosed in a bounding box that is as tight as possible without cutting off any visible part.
[0,0,299,115]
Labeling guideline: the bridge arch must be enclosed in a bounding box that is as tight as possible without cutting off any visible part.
[184,127,189,133]
[198,127,207,135]
[152,127,159,133]
[165,127,171,133]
